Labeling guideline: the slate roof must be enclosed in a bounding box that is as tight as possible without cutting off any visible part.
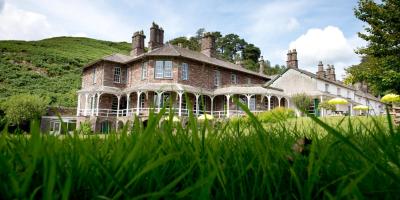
[84,44,270,79]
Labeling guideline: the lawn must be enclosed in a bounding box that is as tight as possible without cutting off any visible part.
[0,109,399,199]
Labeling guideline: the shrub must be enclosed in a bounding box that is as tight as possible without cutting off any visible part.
[318,101,336,111]
[78,121,92,135]
[256,107,296,123]
[1,94,49,125]
[292,93,312,115]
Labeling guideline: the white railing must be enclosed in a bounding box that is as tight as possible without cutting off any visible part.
[77,108,266,118]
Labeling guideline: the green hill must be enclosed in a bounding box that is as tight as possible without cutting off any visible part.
[0,37,131,107]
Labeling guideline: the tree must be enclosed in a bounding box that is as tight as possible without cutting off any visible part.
[345,0,400,94]
[318,101,336,112]
[1,94,49,125]
[242,43,261,63]
[168,36,200,51]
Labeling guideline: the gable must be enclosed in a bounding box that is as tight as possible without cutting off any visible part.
[269,69,318,96]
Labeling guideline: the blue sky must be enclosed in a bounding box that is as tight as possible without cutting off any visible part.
[0,0,366,80]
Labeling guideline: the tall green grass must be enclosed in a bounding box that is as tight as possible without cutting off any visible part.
[0,106,399,199]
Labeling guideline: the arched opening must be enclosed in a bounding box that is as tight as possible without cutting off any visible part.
[280,97,287,108]
[270,96,279,110]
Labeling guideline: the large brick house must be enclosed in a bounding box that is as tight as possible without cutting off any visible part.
[74,23,383,133]
[76,23,290,132]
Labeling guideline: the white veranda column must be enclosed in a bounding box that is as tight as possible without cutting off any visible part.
[210,96,214,116]
[126,93,130,116]
[116,95,121,117]
[178,91,183,117]
[226,94,231,117]
[157,92,162,112]
[90,95,95,116]
[195,94,200,116]
[278,97,281,107]
[267,95,271,111]
[350,103,353,116]
[246,94,252,110]
[136,91,142,115]
[84,94,89,116]
[96,93,101,116]
[76,93,81,116]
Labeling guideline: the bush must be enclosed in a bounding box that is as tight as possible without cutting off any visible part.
[1,94,49,125]
[256,107,296,123]
[318,101,336,111]
[292,93,312,115]
[78,121,92,135]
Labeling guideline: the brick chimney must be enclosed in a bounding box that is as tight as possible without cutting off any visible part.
[286,49,298,68]
[148,22,164,51]
[201,32,216,57]
[259,56,264,74]
[328,64,336,81]
[316,61,325,78]
[130,30,146,57]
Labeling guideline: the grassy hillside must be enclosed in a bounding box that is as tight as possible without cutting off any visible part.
[0,37,131,107]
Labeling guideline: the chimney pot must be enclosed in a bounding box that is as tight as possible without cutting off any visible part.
[148,22,164,51]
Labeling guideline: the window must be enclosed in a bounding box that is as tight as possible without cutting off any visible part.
[182,63,189,80]
[214,70,221,87]
[161,92,171,108]
[337,88,341,96]
[114,67,121,83]
[92,67,96,84]
[154,61,173,79]
[347,91,350,98]
[247,78,251,84]
[231,74,237,84]
[141,62,148,80]
[325,84,329,93]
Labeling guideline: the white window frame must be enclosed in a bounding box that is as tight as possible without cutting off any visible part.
[182,63,189,80]
[231,73,237,84]
[114,66,121,83]
[92,67,96,85]
[164,61,173,78]
[139,93,145,108]
[247,78,251,84]
[337,87,341,96]
[214,70,221,87]
[325,83,329,93]
[154,60,173,79]
[141,62,148,80]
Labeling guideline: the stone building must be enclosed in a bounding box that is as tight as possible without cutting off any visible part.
[74,23,383,133]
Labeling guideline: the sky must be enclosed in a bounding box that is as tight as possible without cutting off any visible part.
[0,0,367,80]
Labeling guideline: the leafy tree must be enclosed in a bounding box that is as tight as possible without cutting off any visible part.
[1,94,49,125]
[345,0,400,94]
[318,101,336,112]
[168,36,200,51]
[243,43,261,63]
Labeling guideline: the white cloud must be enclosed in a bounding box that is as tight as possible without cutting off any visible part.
[246,0,308,43]
[287,26,362,80]
[0,3,62,40]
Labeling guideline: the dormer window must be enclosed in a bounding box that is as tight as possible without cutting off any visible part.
[114,66,121,83]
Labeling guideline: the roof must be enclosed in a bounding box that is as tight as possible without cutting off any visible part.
[83,44,270,79]
[265,67,356,90]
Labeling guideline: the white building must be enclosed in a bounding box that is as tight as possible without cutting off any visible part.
[266,50,383,116]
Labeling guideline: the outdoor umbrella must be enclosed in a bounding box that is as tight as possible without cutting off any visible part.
[328,98,348,105]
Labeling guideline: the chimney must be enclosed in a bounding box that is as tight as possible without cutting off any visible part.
[201,32,216,57]
[259,56,265,74]
[148,22,164,51]
[130,30,146,57]
[316,61,325,78]
[286,49,298,68]
[328,64,336,81]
